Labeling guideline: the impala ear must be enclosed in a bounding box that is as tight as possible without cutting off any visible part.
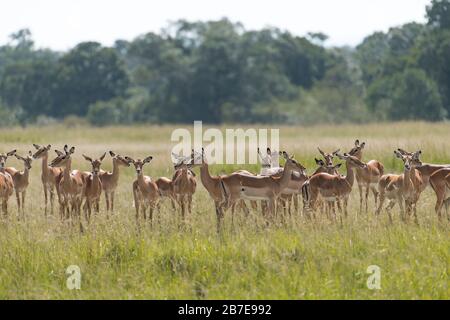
[28,151,33,157]
[54,150,63,157]
[15,154,25,161]
[33,144,41,150]
[315,158,324,166]
[267,147,271,155]
[334,163,343,169]
[69,146,75,154]
[99,152,106,161]
[360,142,366,149]
[332,149,340,156]
[394,150,403,159]
[143,156,153,164]
[7,150,17,157]
[290,154,295,160]
[64,145,68,153]
[82,154,93,162]
[355,140,360,147]
[109,151,116,157]
[317,147,325,156]
[46,145,51,150]
[124,156,134,163]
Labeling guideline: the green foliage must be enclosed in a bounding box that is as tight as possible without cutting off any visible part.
[1,1,450,125]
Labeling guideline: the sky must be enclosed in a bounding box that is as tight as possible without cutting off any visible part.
[0,0,431,51]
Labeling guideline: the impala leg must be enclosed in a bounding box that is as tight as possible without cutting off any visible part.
[365,184,370,214]
[293,194,299,215]
[49,188,55,215]
[21,191,26,218]
[2,200,7,217]
[358,183,363,213]
[43,185,48,216]
[371,186,379,211]
[188,194,193,215]
[15,191,21,217]
[111,192,115,212]
[105,192,110,212]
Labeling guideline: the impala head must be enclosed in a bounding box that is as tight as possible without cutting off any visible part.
[314,158,341,175]
[83,153,106,175]
[172,152,193,171]
[280,151,307,173]
[336,152,367,169]
[394,150,422,171]
[15,151,33,170]
[125,156,153,175]
[257,147,272,168]
[348,139,366,159]
[317,147,340,166]
[32,144,52,159]
[0,150,17,169]
[109,151,130,167]
[49,145,75,168]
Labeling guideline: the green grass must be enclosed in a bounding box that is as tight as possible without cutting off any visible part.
[0,122,449,299]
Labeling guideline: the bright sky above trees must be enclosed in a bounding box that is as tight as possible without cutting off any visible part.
[0,0,430,50]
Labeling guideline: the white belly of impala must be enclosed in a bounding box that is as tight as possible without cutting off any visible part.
[240,187,270,201]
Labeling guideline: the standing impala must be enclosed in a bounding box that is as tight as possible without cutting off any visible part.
[376,150,422,223]
[348,140,384,213]
[126,155,160,223]
[32,144,63,215]
[99,151,130,213]
[429,167,450,220]
[172,158,197,221]
[0,150,16,217]
[303,153,367,219]
[50,145,84,220]
[5,151,33,217]
[82,153,106,221]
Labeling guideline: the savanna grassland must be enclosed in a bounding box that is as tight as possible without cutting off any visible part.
[0,122,449,299]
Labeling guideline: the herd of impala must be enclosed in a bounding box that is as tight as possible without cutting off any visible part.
[0,140,449,231]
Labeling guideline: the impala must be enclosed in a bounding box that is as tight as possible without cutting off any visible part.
[50,145,84,221]
[428,167,450,220]
[302,153,367,219]
[99,151,130,213]
[82,153,106,221]
[172,158,197,221]
[126,155,160,223]
[348,140,384,213]
[0,150,16,216]
[376,150,422,223]
[221,151,306,218]
[5,151,33,217]
[32,144,63,215]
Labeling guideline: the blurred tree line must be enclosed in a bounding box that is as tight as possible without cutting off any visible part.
[0,0,449,126]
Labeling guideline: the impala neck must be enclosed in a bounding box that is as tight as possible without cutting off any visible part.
[111,159,121,182]
[137,172,147,188]
[345,162,355,187]
[63,159,72,180]
[200,162,215,190]
[278,163,293,190]
[403,167,413,190]
[41,153,49,175]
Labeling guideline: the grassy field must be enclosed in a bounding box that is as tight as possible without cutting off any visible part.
[0,122,449,299]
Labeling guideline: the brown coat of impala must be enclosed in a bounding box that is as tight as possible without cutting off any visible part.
[376,150,422,223]
[126,156,160,223]
[0,150,17,216]
[82,153,106,221]
[348,140,384,213]
[219,151,306,219]
[303,153,367,217]
[50,145,85,220]
[99,151,130,212]
[429,167,450,220]
[172,161,197,220]
[32,144,63,215]
[5,151,33,217]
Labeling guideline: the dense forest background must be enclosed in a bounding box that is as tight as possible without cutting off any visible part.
[0,0,449,126]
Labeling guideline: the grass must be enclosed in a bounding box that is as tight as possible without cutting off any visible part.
[0,121,449,299]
